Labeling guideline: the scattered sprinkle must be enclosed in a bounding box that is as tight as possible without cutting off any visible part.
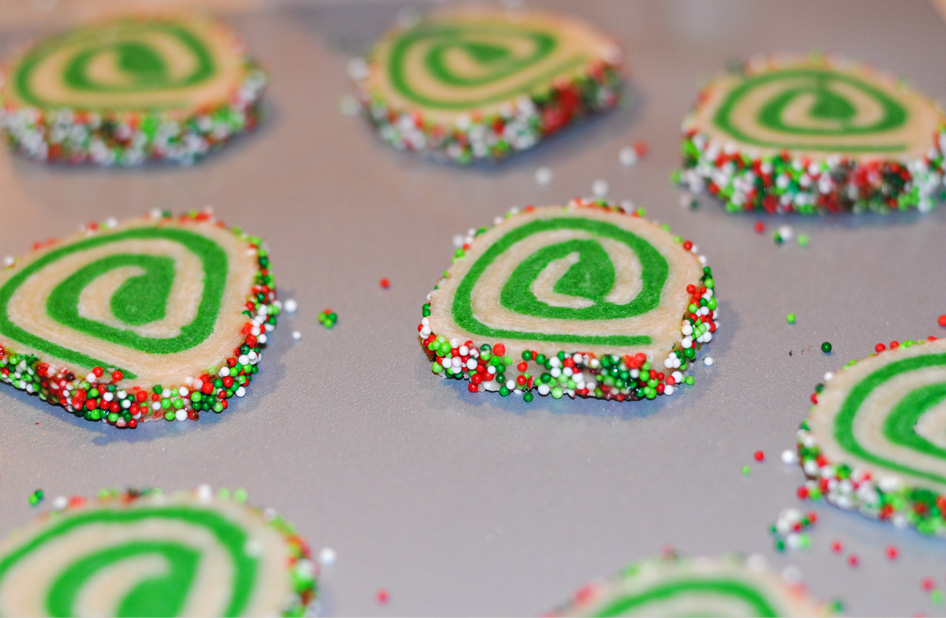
[380,278,391,289]
[292,331,302,341]
[284,298,298,314]
[848,554,859,568]
[679,193,698,209]
[885,545,899,560]
[938,314,946,328]
[318,547,337,567]
[786,313,796,324]
[619,146,638,167]
[339,94,360,117]
[591,179,609,197]
[781,449,797,465]
[754,450,765,462]
[831,540,843,553]
[376,589,390,604]
[318,309,337,329]
[821,341,833,353]
[797,234,809,247]
[777,225,794,241]
[742,465,751,476]
[535,166,553,185]
[703,356,714,367]
[28,489,44,506]
[753,221,766,234]
[922,578,936,592]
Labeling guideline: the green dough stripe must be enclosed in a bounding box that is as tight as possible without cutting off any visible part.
[0,227,229,379]
[452,217,668,346]
[712,68,908,152]
[0,506,257,617]
[388,24,588,110]
[593,578,781,617]
[834,352,946,484]
[13,21,217,110]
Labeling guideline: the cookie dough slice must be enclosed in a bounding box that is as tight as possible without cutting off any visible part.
[679,55,946,214]
[0,211,278,428]
[798,337,946,536]
[549,554,828,617]
[0,15,267,164]
[0,487,316,617]
[418,199,717,402]
[357,7,623,162]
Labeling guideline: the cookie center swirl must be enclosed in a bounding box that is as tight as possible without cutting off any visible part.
[834,353,946,485]
[0,507,258,617]
[453,217,668,346]
[713,68,909,152]
[387,24,587,110]
[0,227,229,379]
[13,22,218,110]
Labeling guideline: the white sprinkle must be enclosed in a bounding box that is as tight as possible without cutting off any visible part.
[339,94,360,117]
[282,299,298,314]
[318,547,337,567]
[777,225,794,241]
[703,357,714,367]
[781,449,798,465]
[53,496,68,510]
[292,330,302,341]
[175,409,187,421]
[196,484,213,501]
[824,371,834,381]
[347,57,369,81]
[2,256,13,268]
[534,166,553,185]
[591,179,609,197]
[618,146,638,167]
[218,366,230,377]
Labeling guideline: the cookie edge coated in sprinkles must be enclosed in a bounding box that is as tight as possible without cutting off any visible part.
[0,14,269,166]
[0,210,279,429]
[418,198,718,403]
[353,7,625,164]
[677,53,946,214]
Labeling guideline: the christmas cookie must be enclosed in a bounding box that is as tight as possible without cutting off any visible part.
[356,7,622,163]
[0,211,278,428]
[0,487,316,617]
[549,554,827,617]
[798,337,946,536]
[0,15,267,165]
[679,55,946,214]
[418,199,717,402]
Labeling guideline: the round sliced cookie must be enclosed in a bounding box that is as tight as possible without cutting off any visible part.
[0,487,316,617]
[0,15,267,165]
[679,54,946,214]
[418,199,718,402]
[797,336,946,536]
[0,211,278,428]
[548,554,828,617]
[356,7,623,163]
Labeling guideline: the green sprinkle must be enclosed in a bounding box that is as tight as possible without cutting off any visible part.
[821,341,833,353]
[797,234,809,247]
[786,313,796,324]
[742,465,751,476]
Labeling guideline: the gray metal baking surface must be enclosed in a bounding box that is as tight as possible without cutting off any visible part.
[2,1,946,615]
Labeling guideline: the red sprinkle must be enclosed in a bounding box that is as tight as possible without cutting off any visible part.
[380,278,390,289]
[922,578,935,592]
[376,589,390,604]
[753,450,765,462]
[831,540,843,553]
[938,314,946,328]
[848,554,859,567]
[754,221,766,234]
[885,545,898,560]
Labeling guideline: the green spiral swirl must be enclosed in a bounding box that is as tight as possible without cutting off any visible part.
[833,351,946,484]
[713,67,909,152]
[452,217,668,347]
[590,579,780,617]
[0,506,257,617]
[387,23,587,110]
[0,227,229,379]
[12,21,217,110]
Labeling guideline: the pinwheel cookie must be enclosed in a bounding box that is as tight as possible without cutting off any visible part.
[0,211,278,428]
[0,15,267,165]
[418,199,718,402]
[0,487,316,617]
[548,554,828,617]
[797,337,946,536]
[679,55,946,213]
[356,7,622,163]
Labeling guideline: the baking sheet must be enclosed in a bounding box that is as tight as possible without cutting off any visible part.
[1,1,946,615]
